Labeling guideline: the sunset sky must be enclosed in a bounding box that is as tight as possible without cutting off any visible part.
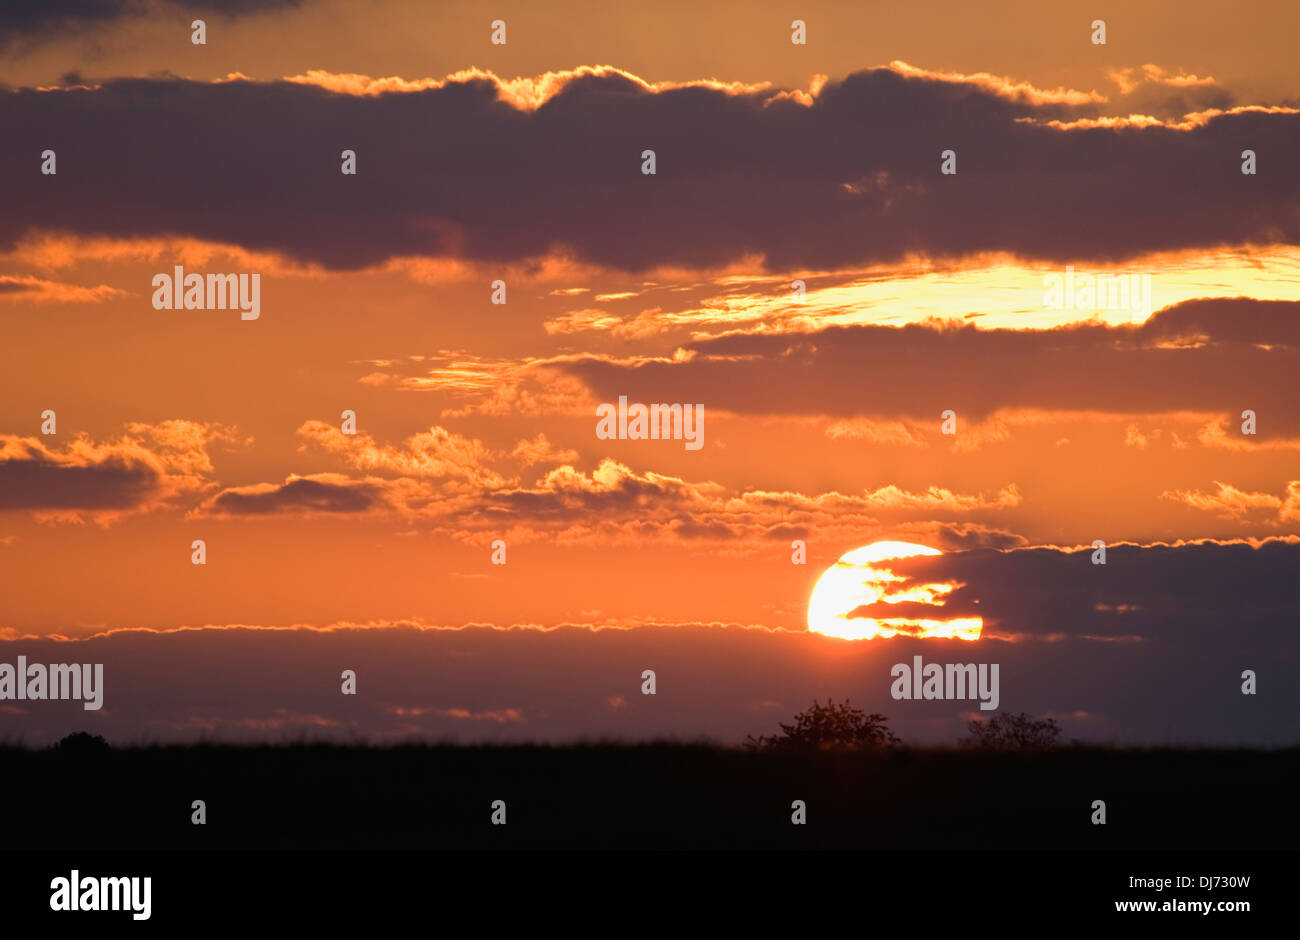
[1,0,1297,746]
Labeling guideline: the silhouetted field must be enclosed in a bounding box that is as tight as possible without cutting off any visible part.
[5,742,1296,850]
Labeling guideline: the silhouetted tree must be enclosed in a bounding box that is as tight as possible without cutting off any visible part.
[53,731,110,755]
[961,712,1060,750]
[745,699,900,751]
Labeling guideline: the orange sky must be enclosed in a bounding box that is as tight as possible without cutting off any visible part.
[1,0,1297,745]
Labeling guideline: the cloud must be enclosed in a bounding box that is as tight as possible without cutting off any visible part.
[0,0,306,49]
[1196,415,1300,451]
[881,536,1300,639]
[2,410,1013,543]
[354,356,592,419]
[200,473,389,516]
[296,420,507,486]
[0,274,124,303]
[0,437,154,511]
[460,459,1021,548]
[193,443,1023,548]
[0,0,135,47]
[2,537,1296,748]
[1143,297,1300,348]
[1162,480,1300,523]
[826,418,927,447]
[2,67,1296,272]
[556,298,1300,438]
[0,420,239,523]
[543,308,621,335]
[1104,64,1233,117]
[510,433,579,466]
[385,704,525,723]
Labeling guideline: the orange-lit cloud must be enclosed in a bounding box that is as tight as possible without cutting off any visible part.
[297,420,507,486]
[0,421,243,524]
[0,274,123,303]
[1162,480,1300,523]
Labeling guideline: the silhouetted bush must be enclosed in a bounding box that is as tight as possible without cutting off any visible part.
[745,699,900,751]
[53,731,111,755]
[962,712,1060,750]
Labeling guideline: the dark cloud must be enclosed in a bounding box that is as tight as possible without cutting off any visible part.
[0,0,133,45]
[0,424,229,518]
[0,0,305,48]
[560,298,1300,434]
[207,475,381,515]
[1139,297,1300,347]
[1107,79,1235,123]
[882,537,1300,646]
[1,540,1295,747]
[183,0,304,11]
[0,438,159,510]
[930,522,1027,551]
[460,461,1021,547]
[1,67,1296,270]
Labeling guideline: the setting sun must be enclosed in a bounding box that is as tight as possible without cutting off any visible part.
[807,541,984,640]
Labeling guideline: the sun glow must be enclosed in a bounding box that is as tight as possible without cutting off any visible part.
[806,541,983,640]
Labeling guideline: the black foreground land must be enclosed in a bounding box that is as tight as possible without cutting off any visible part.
[5,743,1297,850]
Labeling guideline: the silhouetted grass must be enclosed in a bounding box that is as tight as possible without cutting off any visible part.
[4,741,1296,850]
